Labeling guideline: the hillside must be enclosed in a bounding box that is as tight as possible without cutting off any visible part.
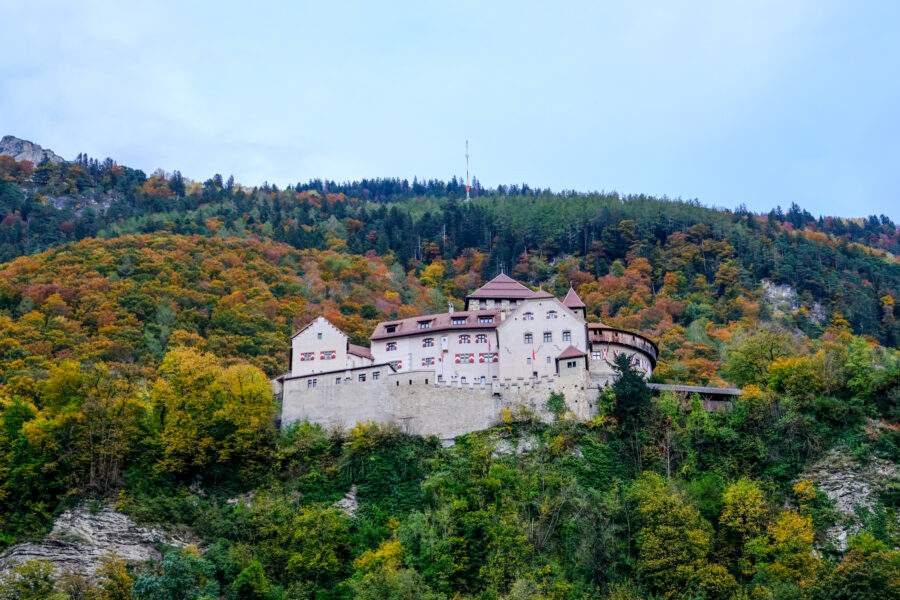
[0,146,898,599]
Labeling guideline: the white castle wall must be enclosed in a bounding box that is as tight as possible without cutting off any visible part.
[281,368,600,440]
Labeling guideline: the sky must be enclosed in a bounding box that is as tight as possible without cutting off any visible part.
[2,1,898,220]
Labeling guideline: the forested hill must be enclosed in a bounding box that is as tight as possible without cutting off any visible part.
[1,147,900,599]
[1,151,898,351]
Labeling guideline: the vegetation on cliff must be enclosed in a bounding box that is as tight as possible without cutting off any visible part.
[0,151,898,598]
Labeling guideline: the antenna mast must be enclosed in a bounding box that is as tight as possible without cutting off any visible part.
[465,140,471,201]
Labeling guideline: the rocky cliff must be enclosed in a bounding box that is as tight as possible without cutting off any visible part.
[801,444,900,550]
[0,135,64,164]
[0,504,187,577]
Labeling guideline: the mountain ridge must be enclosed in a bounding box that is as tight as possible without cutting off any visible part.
[0,135,64,164]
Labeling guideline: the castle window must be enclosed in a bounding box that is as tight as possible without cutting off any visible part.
[546,310,558,319]
[418,321,431,329]
[567,360,576,368]
[320,350,336,360]
[526,357,532,365]
[422,356,435,366]
[385,325,397,333]
[386,342,397,351]
[372,371,380,380]
[423,337,434,347]
[475,334,487,344]
[389,360,402,370]
[308,378,317,388]
[458,334,471,344]
[336,377,341,384]
[546,356,552,364]
[562,330,571,342]
[478,316,493,324]
[591,351,601,360]
[358,373,366,382]
[524,333,533,344]
[300,352,315,361]
[461,377,467,384]
[544,332,552,342]
[523,312,534,321]
[451,317,466,325]
[317,332,323,339]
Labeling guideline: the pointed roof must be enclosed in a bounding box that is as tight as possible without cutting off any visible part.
[467,273,536,300]
[556,346,587,360]
[562,286,586,309]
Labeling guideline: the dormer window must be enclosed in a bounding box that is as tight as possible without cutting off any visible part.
[418,321,431,329]
[451,317,467,325]
[385,325,397,333]
[523,312,534,321]
[478,316,493,324]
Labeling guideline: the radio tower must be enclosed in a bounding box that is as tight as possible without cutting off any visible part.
[465,140,471,201]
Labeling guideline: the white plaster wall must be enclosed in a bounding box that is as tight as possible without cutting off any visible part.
[291,317,348,376]
[371,328,501,383]
[497,298,587,380]
[588,341,654,378]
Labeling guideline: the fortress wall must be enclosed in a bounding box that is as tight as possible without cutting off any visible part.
[281,368,600,440]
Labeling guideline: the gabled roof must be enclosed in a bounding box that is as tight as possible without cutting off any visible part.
[556,346,587,360]
[370,310,501,341]
[466,274,536,299]
[291,316,347,339]
[348,344,373,360]
[530,289,555,299]
[562,287,586,308]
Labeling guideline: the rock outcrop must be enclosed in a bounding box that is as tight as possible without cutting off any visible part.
[800,446,900,549]
[0,135,64,164]
[0,504,185,577]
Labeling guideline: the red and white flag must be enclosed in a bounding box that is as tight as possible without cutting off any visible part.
[532,349,536,361]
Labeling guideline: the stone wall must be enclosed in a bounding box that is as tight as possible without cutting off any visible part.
[281,368,601,440]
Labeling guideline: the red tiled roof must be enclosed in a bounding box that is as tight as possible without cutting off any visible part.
[529,289,555,299]
[562,287,586,308]
[370,310,501,340]
[347,344,373,360]
[466,274,536,299]
[556,345,587,360]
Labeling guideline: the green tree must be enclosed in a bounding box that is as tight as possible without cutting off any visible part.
[0,560,66,600]
[131,547,219,600]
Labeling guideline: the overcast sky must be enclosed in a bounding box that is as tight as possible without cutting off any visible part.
[2,1,898,220]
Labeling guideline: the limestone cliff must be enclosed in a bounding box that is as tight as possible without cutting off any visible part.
[800,445,900,550]
[0,504,187,577]
[0,135,65,164]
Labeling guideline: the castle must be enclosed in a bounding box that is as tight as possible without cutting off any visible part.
[276,274,659,440]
